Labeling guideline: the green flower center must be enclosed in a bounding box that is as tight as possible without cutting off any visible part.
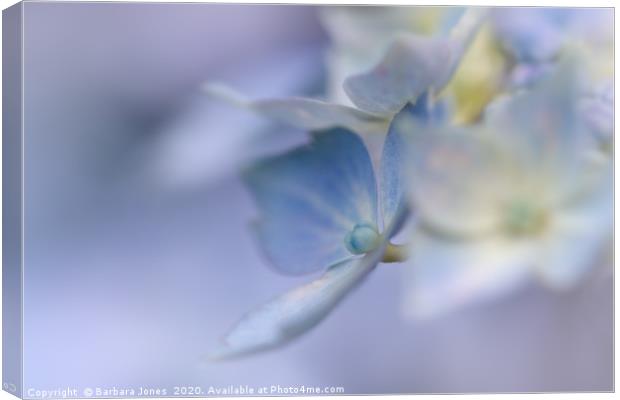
[344,222,381,255]
[503,200,548,236]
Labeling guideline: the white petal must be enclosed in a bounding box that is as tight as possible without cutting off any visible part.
[211,249,383,360]
[536,175,613,289]
[342,35,453,115]
[203,83,389,136]
[402,230,534,319]
[484,60,589,196]
[318,6,465,105]
[406,121,505,237]
[343,8,487,115]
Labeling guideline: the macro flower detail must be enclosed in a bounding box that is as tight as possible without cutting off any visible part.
[203,83,390,137]
[203,8,486,138]
[203,6,612,365]
[318,6,465,105]
[344,222,382,254]
[211,122,410,360]
[579,81,614,156]
[490,8,613,89]
[342,8,486,115]
[397,63,613,318]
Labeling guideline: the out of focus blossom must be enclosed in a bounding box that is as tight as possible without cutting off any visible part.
[398,63,612,318]
[320,6,505,124]
[318,7,613,124]
[579,81,614,157]
[319,6,463,105]
[490,8,613,88]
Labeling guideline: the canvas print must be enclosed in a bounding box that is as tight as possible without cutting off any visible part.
[2,2,614,398]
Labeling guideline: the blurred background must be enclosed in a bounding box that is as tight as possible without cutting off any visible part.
[21,2,611,395]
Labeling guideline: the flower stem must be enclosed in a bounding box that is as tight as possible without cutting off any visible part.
[382,243,410,263]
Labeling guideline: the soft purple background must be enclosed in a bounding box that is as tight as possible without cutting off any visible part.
[20,2,612,395]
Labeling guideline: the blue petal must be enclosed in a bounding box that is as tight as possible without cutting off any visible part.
[380,102,426,231]
[244,129,378,275]
[402,92,447,123]
[380,119,407,231]
[579,82,613,148]
[508,62,554,88]
[491,8,566,63]
[380,97,449,234]
[211,248,383,360]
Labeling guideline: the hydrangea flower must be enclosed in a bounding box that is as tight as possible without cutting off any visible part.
[318,6,613,122]
[210,117,412,360]
[205,8,613,359]
[490,8,613,88]
[318,6,510,122]
[319,6,467,105]
[204,8,486,137]
[396,63,613,318]
[579,81,614,157]
[487,8,613,161]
